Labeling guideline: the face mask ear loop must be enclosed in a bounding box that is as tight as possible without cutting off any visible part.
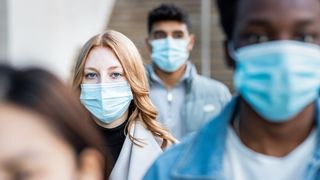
[227,40,238,61]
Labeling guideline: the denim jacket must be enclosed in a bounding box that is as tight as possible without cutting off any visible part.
[146,63,231,138]
[144,97,320,180]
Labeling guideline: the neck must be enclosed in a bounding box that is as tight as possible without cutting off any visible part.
[94,110,129,129]
[234,98,316,157]
[154,64,187,89]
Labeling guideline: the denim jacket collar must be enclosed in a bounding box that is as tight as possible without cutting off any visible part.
[171,97,320,180]
[306,99,320,180]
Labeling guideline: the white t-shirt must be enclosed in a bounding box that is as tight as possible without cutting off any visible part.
[223,127,316,180]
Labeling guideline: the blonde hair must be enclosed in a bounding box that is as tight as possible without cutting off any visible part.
[72,30,175,148]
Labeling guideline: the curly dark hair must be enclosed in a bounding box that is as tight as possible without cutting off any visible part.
[147,3,192,34]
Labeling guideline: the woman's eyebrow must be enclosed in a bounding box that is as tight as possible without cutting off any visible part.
[84,67,98,71]
[4,151,41,169]
[108,66,122,70]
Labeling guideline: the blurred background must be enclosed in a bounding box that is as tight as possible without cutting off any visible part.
[0,0,233,90]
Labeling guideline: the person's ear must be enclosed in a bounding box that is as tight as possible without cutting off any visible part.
[187,34,195,51]
[78,148,105,180]
[223,40,236,69]
[145,37,152,54]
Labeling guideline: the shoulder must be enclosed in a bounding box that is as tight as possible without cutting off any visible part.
[144,98,238,180]
[129,120,158,144]
[195,75,229,93]
[145,64,153,80]
[133,119,170,149]
[190,74,231,101]
[143,134,195,180]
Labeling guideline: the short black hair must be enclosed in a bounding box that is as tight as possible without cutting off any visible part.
[216,0,238,41]
[147,3,192,34]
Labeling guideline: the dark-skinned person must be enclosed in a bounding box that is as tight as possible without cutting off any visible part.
[144,0,320,179]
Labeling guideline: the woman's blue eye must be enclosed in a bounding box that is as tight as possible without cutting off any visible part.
[111,72,123,79]
[85,73,97,79]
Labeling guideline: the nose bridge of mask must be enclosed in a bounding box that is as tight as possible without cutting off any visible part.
[100,82,133,98]
[151,37,188,50]
[81,82,132,97]
[171,37,189,50]
[238,40,320,71]
[234,41,310,90]
[243,41,320,72]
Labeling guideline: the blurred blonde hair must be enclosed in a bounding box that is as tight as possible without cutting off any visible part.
[72,30,175,148]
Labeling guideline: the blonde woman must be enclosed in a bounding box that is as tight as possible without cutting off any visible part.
[72,30,176,180]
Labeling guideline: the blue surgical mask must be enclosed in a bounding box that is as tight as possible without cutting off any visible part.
[232,40,320,122]
[80,81,133,124]
[150,37,189,72]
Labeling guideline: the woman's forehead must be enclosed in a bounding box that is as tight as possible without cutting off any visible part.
[85,47,123,70]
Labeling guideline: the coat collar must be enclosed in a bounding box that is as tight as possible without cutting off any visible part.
[171,97,238,179]
[306,99,320,179]
[110,120,163,180]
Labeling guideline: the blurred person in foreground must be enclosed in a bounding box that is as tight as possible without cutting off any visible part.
[72,30,176,180]
[145,3,231,140]
[144,0,320,179]
[0,65,112,180]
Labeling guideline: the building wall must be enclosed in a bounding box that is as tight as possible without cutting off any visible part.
[107,0,234,90]
[4,0,116,81]
[0,0,234,89]
[0,0,8,61]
